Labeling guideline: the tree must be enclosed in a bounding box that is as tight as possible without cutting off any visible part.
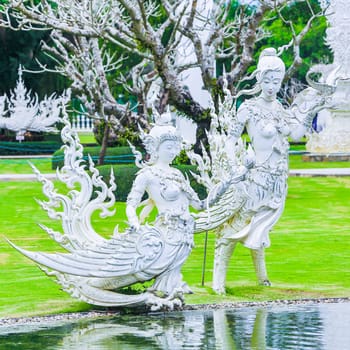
[0,18,67,97]
[0,0,327,162]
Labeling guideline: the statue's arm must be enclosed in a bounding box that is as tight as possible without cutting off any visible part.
[288,88,328,140]
[190,178,241,211]
[126,171,148,231]
[288,106,317,141]
[177,170,227,210]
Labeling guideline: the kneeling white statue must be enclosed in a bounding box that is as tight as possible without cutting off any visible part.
[8,108,239,310]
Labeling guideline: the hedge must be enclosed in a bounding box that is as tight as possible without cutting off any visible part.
[52,146,136,169]
[97,164,207,202]
[0,141,62,155]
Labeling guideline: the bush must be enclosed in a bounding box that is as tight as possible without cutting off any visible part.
[52,146,136,169]
[0,141,62,155]
[97,164,207,202]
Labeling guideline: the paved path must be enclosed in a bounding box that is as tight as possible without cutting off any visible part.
[289,168,350,177]
[1,168,350,181]
[0,173,57,181]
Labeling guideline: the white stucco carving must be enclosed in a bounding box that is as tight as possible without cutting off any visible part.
[6,47,333,304]
[190,48,332,293]
[0,67,67,141]
[7,107,238,309]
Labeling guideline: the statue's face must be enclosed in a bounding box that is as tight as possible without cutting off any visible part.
[158,140,181,164]
[260,70,283,101]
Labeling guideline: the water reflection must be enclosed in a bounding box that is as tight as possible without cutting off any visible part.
[1,302,350,349]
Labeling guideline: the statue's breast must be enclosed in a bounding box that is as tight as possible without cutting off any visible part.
[261,122,277,138]
[160,182,181,201]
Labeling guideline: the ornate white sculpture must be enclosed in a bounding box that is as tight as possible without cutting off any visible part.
[306,0,350,153]
[0,66,67,141]
[7,107,242,309]
[190,48,333,293]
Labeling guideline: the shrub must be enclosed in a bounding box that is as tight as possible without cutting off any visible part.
[97,164,207,202]
[52,146,136,169]
[0,141,62,155]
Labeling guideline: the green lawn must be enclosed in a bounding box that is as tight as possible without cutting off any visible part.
[0,158,53,174]
[0,176,350,318]
[77,132,96,145]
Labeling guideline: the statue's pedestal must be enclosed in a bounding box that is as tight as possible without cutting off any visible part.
[302,152,350,162]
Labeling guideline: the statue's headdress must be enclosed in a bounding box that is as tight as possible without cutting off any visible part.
[234,47,286,99]
[256,48,285,82]
[138,109,182,164]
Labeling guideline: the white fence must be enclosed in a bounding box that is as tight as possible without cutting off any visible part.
[71,115,94,132]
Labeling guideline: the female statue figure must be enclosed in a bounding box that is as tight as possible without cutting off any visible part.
[210,47,328,293]
[124,117,209,297]
[9,110,232,309]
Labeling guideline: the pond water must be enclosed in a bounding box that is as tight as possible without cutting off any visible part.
[0,302,349,350]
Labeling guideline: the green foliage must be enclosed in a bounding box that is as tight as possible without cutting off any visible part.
[93,120,117,147]
[257,0,331,82]
[51,146,136,169]
[114,126,143,147]
[98,163,207,202]
[0,141,61,155]
[173,149,190,165]
[98,164,138,202]
[0,24,68,98]
[220,0,331,84]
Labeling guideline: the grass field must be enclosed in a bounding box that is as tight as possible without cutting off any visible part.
[0,175,350,318]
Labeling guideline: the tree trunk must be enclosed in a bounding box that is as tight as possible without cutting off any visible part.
[98,121,110,166]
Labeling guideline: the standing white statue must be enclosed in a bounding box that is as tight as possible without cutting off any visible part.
[191,47,333,293]
[8,108,240,309]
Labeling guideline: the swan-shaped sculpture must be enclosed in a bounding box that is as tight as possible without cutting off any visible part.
[8,107,244,310]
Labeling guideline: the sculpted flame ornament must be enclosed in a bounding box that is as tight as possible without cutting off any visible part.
[0,66,68,141]
[8,107,237,310]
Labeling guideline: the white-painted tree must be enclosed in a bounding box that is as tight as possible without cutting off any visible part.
[0,0,325,162]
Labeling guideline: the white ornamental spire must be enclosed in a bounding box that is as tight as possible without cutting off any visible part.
[324,0,350,77]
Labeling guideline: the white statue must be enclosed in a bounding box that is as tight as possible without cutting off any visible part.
[191,47,332,293]
[306,0,350,153]
[8,107,242,310]
[0,66,67,141]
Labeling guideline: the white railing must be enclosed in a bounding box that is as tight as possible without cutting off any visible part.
[71,114,94,132]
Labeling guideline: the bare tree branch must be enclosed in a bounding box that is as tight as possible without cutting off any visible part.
[0,0,327,131]
[275,0,325,80]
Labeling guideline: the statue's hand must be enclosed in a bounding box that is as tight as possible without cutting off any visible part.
[128,221,140,232]
[244,145,255,169]
[311,96,327,114]
[230,165,248,184]
[205,165,249,208]
[206,180,231,207]
[306,94,336,116]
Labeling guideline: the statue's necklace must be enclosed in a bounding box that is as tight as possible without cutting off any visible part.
[149,167,184,201]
